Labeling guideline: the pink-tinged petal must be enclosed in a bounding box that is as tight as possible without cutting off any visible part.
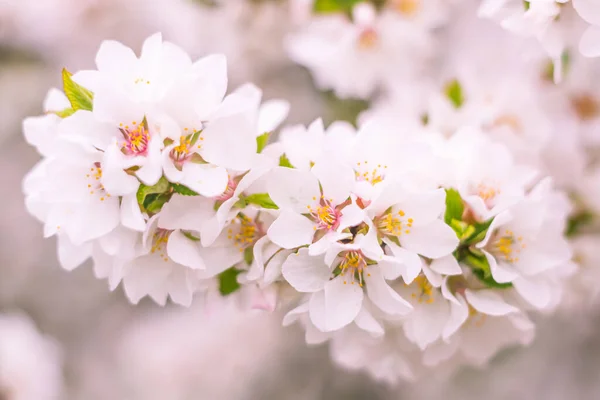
[258,99,290,134]
[268,211,315,249]
[166,230,206,270]
[365,267,412,315]
[161,145,185,183]
[309,275,364,332]
[263,249,290,285]
[463,195,491,221]
[282,302,310,326]
[477,210,512,248]
[121,193,146,232]
[249,286,278,312]
[140,32,162,64]
[378,257,405,281]
[158,194,215,231]
[465,289,518,316]
[400,220,459,259]
[213,83,262,121]
[311,157,355,205]
[281,248,330,293]
[195,246,243,277]
[57,235,92,271]
[430,255,462,275]
[442,295,469,340]
[95,40,137,76]
[43,87,70,112]
[180,164,228,197]
[267,167,320,213]
[512,277,551,309]
[441,276,460,305]
[483,250,519,283]
[580,26,600,58]
[338,203,365,230]
[354,306,384,337]
[573,0,600,25]
[58,110,117,150]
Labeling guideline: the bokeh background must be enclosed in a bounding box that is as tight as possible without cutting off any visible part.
[2,0,600,399]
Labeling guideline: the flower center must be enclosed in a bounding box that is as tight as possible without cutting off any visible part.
[215,176,238,202]
[474,183,500,207]
[571,94,600,121]
[393,0,419,15]
[410,275,434,304]
[150,229,172,262]
[377,209,413,236]
[491,229,526,264]
[308,198,342,231]
[120,122,149,156]
[338,250,369,286]
[357,28,379,50]
[170,135,193,164]
[85,163,111,202]
[227,214,261,251]
[491,114,522,133]
[356,161,387,185]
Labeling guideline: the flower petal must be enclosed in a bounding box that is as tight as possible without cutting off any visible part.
[365,266,413,315]
[400,220,459,259]
[268,210,315,249]
[465,289,518,316]
[267,167,320,214]
[180,163,228,197]
[281,248,330,293]
[429,254,462,275]
[166,230,206,270]
[309,275,364,332]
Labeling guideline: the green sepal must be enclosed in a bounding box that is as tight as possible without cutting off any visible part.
[171,183,199,196]
[460,248,513,289]
[256,132,270,153]
[218,267,243,296]
[472,269,514,289]
[238,193,279,210]
[461,218,494,246]
[182,231,201,241]
[243,247,254,266]
[62,68,94,111]
[313,0,362,14]
[279,154,294,168]
[136,176,170,211]
[53,108,75,118]
[444,79,465,109]
[566,210,594,237]
[444,188,464,225]
[145,194,171,214]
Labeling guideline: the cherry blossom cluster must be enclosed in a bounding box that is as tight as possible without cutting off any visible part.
[22,32,581,384]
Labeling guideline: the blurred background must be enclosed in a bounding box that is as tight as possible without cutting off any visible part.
[2,0,600,399]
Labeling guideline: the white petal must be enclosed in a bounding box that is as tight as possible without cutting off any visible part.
[121,193,146,232]
[95,40,137,76]
[429,255,462,275]
[192,54,228,119]
[338,203,365,230]
[180,163,228,197]
[580,26,600,57]
[384,240,422,284]
[267,167,320,214]
[465,289,518,316]
[573,0,600,25]
[400,220,459,259]
[422,264,443,288]
[281,248,330,293]
[483,250,519,283]
[354,307,384,337]
[57,235,92,271]
[282,302,310,326]
[158,194,215,231]
[398,188,447,226]
[166,230,206,270]
[166,269,195,307]
[311,157,355,205]
[101,144,140,196]
[309,275,364,332]
[201,113,257,171]
[442,295,469,340]
[135,137,164,186]
[258,99,290,134]
[365,267,412,315]
[308,231,349,256]
[267,211,315,249]
[513,277,551,309]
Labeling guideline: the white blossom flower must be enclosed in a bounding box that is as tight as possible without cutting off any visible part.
[0,313,64,400]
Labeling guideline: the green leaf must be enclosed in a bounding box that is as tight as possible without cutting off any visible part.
[444,79,465,109]
[256,132,270,153]
[444,189,464,225]
[62,69,94,111]
[171,183,199,196]
[218,267,242,296]
[279,154,294,168]
[136,176,170,210]
[243,247,254,266]
[243,193,279,210]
